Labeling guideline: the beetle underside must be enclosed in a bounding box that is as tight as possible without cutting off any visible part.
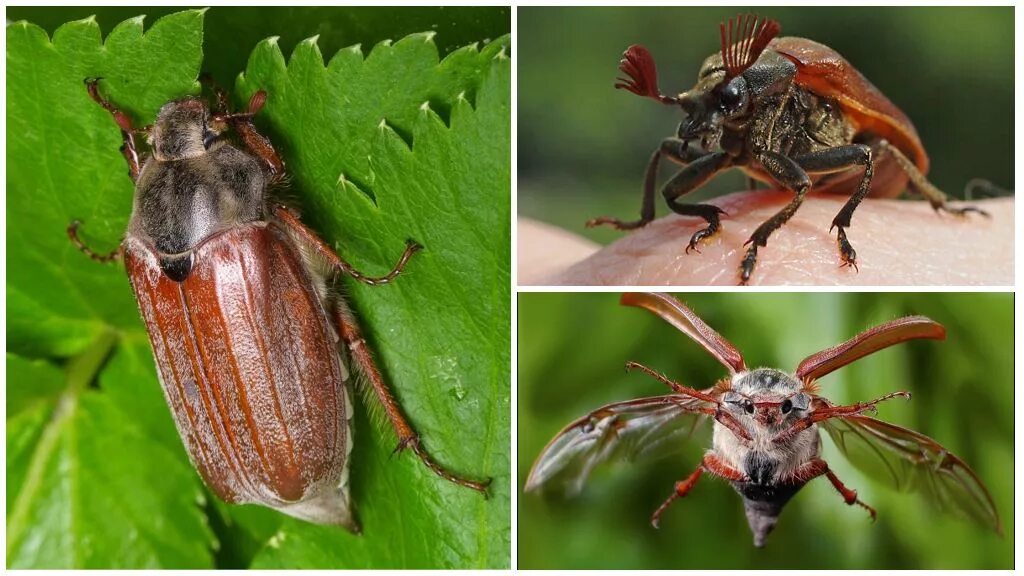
[591,15,989,284]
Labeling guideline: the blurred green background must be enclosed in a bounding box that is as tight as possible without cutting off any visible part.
[518,293,1012,569]
[519,7,1013,244]
[6,6,510,87]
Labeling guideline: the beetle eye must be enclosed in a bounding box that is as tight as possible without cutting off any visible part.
[781,399,793,414]
[741,399,754,415]
[718,78,748,114]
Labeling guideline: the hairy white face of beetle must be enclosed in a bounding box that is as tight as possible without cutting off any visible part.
[711,368,819,484]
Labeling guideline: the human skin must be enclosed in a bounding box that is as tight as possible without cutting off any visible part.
[518,191,1013,286]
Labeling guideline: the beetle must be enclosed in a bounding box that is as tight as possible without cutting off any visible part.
[68,78,490,530]
[587,14,987,284]
[525,293,1000,547]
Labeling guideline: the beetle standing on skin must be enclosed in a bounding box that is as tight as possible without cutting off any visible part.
[587,15,987,284]
[525,293,1000,547]
[69,79,489,529]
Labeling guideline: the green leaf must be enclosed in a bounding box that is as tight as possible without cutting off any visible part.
[235,33,510,570]
[6,7,511,87]
[7,9,509,569]
[6,11,217,569]
[6,335,215,569]
[7,10,205,357]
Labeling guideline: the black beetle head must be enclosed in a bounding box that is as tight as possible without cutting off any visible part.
[615,15,786,152]
[150,98,218,161]
[674,14,782,150]
[676,74,754,148]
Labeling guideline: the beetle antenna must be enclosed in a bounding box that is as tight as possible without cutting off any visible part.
[720,13,781,79]
[625,361,720,404]
[614,44,678,105]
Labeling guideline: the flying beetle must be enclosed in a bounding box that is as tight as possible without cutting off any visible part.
[68,78,490,529]
[587,14,987,284]
[525,293,1000,547]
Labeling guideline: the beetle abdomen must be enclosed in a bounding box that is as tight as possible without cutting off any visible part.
[125,222,354,526]
[732,481,803,547]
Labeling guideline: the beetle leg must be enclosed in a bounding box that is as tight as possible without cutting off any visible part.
[650,462,704,528]
[624,361,721,404]
[651,453,748,528]
[333,306,492,494]
[622,361,750,441]
[272,205,422,285]
[586,138,710,231]
[67,220,122,263]
[211,89,285,177]
[85,78,146,181]
[877,140,990,218]
[661,151,732,253]
[791,459,876,520]
[741,151,811,284]
[792,144,874,270]
[587,148,661,230]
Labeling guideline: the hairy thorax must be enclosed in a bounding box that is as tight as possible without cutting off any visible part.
[129,142,266,257]
[710,368,822,485]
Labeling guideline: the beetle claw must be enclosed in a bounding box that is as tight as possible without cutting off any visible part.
[685,222,721,255]
[835,227,859,272]
[392,436,420,456]
[738,245,758,285]
[942,205,991,219]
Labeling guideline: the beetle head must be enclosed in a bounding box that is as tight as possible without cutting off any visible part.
[150,98,219,161]
[616,15,783,152]
[677,15,783,150]
[674,75,751,150]
[722,368,810,430]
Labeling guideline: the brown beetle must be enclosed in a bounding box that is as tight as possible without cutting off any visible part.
[526,293,1001,547]
[588,14,987,283]
[69,79,489,530]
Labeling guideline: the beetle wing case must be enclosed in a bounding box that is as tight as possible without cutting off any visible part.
[124,222,356,529]
[769,37,928,198]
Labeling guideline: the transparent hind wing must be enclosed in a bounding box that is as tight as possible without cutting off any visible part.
[822,415,1000,534]
[525,394,711,496]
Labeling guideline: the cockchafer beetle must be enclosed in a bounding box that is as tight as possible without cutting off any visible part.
[587,14,988,284]
[68,78,490,530]
[525,293,1000,547]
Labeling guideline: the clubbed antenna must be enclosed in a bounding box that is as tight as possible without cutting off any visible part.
[720,14,781,79]
[614,44,678,105]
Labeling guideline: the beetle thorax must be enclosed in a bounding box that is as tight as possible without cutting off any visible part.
[746,84,855,160]
[710,368,820,485]
[128,123,267,281]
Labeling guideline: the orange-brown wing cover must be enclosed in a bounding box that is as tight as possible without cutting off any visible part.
[771,37,929,196]
[125,223,348,506]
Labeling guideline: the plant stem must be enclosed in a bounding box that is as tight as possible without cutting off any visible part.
[6,330,118,565]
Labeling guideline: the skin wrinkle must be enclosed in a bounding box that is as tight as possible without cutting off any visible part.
[520,190,1012,286]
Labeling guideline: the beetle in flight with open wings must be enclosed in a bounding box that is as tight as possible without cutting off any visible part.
[525,293,1000,547]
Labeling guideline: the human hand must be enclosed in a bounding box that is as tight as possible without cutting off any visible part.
[518,190,1012,286]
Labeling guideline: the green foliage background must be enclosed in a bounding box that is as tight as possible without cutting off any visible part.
[518,7,1014,243]
[518,293,1012,569]
[7,7,510,569]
